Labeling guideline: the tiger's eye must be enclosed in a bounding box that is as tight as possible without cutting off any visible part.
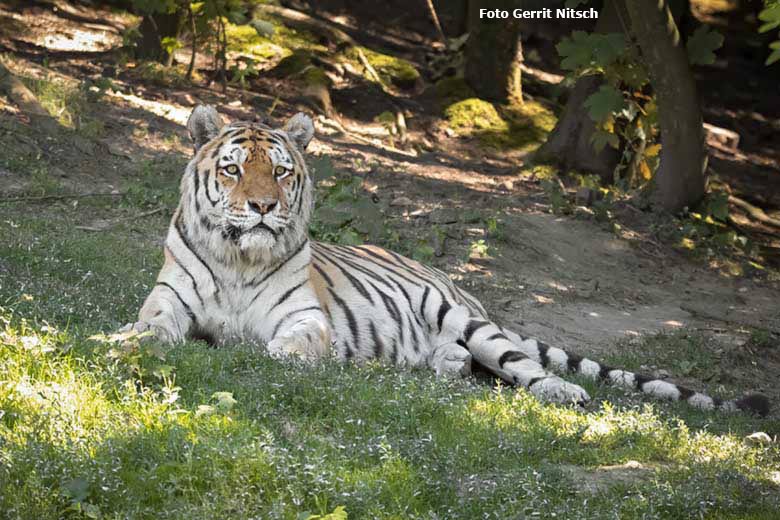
[224,165,239,176]
[274,165,287,177]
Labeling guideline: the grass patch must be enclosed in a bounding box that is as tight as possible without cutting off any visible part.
[1,196,779,519]
[19,74,104,138]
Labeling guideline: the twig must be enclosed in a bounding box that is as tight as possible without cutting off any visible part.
[424,0,447,43]
[0,192,125,204]
[729,195,780,229]
[318,116,417,158]
[354,47,391,93]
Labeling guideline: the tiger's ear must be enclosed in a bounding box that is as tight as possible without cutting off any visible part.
[283,112,314,150]
[187,105,224,151]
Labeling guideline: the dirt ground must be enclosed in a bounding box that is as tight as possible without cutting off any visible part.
[1,1,779,403]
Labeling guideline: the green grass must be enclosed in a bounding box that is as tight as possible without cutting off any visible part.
[1,197,779,519]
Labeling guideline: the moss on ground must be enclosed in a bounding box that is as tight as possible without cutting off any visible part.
[444,95,558,152]
[346,46,420,88]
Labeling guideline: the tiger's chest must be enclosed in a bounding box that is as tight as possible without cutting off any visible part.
[196,271,304,345]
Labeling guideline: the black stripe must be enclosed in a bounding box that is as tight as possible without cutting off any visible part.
[231,137,249,144]
[537,341,551,368]
[156,282,195,320]
[174,214,219,292]
[598,365,614,380]
[567,354,583,373]
[634,373,651,391]
[387,278,424,328]
[320,246,396,291]
[677,385,695,400]
[527,376,548,388]
[436,300,452,332]
[292,175,304,213]
[269,280,306,312]
[498,350,526,368]
[487,332,508,341]
[420,286,430,317]
[352,246,428,285]
[247,239,308,288]
[408,318,420,352]
[464,320,490,343]
[456,338,469,350]
[315,248,374,304]
[328,287,360,356]
[271,305,322,338]
[204,169,218,206]
[166,246,204,306]
[368,321,384,360]
[192,167,201,212]
[311,260,334,286]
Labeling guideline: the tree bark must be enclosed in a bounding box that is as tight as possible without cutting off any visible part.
[534,0,623,182]
[136,11,182,62]
[626,0,706,212]
[186,4,196,80]
[464,0,522,102]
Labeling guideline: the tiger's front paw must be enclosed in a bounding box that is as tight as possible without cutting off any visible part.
[266,334,324,362]
[117,321,174,344]
[529,377,590,406]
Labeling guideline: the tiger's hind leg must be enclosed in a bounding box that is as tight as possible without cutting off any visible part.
[424,296,589,405]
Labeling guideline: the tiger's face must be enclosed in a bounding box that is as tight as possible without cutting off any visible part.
[184,106,315,259]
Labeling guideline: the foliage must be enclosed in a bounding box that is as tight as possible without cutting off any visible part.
[686,25,725,66]
[759,0,780,65]
[556,15,721,188]
[677,191,751,254]
[308,156,385,246]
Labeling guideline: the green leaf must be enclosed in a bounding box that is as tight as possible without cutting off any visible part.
[686,25,724,66]
[590,128,619,152]
[557,31,593,71]
[707,192,730,222]
[758,4,780,33]
[583,85,625,122]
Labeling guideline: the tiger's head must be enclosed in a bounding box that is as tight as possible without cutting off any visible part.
[181,105,315,264]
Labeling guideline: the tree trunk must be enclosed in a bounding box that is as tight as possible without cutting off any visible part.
[186,4,196,80]
[136,11,182,62]
[534,0,623,182]
[464,0,522,102]
[433,0,468,37]
[626,0,706,212]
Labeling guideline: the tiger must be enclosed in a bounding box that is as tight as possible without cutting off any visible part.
[121,105,769,416]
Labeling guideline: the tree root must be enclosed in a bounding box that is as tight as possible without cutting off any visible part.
[729,195,780,229]
[0,60,60,132]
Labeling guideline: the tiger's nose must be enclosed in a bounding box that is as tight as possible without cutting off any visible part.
[247,198,278,215]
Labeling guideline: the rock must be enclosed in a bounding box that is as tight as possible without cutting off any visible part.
[429,208,459,224]
[745,432,773,446]
[390,196,413,207]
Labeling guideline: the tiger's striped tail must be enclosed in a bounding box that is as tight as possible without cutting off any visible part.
[504,330,771,416]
